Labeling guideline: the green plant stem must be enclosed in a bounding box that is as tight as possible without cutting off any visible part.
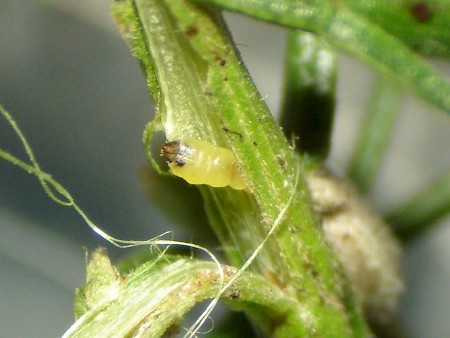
[280,29,337,159]
[196,0,450,115]
[387,170,450,241]
[348,76,402,193]
[113,0,370,335]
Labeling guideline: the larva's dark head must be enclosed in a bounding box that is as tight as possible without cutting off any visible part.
[161,141,181,164]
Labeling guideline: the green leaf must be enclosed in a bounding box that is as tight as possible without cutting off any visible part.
[345,0,450,57]
[196,0,450,114]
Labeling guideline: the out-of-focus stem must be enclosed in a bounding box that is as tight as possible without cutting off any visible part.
[387,170,450,241]
[280,29,337,160]
[349,76,402,193]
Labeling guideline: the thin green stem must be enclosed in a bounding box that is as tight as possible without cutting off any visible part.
[348,76,402,193]
[387,170,450,241]
[280,29,337,159]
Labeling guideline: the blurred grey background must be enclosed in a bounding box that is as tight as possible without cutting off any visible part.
[0,1,449,337]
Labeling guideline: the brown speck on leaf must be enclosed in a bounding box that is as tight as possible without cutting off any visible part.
[214,55,226,66]
[185,26,198,37]
[410,2,433,22]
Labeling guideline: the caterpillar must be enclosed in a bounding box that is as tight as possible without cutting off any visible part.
[161,139,246,190]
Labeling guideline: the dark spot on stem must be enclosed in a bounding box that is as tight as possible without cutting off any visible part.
[185,26,198,37]
[229,289,240,299]
[223,127,243,139]
[277,155,287,169]
[410,3,433,22]
[214,55,226,66]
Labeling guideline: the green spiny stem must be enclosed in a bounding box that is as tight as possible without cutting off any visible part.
[113,0,370,335]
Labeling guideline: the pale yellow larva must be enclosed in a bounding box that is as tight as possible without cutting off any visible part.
[161,139,245,190]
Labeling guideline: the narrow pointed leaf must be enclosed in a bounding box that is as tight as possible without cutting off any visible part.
[196,0,450,114]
